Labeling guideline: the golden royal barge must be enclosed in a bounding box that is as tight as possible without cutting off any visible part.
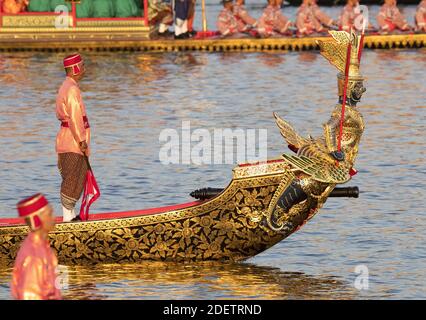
[0,2,424,52]
[0,158,359,266]
[0,30,383,267]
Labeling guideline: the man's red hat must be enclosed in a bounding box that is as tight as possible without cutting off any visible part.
[63,53,83,76]
[17,194,49,229]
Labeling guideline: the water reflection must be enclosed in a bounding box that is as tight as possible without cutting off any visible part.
[297,52,318,63]
[0,54,30,84]
[257,52,285,67]
[0,262,357,300]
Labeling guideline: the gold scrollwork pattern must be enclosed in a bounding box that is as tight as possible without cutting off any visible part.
[2,15,62,28]
[0,162,327,266]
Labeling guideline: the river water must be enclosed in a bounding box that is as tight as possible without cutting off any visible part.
[0,4,425,300]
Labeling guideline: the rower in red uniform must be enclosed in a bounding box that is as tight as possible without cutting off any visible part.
[56,53,91,222]
[217,0,239,37]
[233,0,257,32]
[275,0,293,33]
[339,0,374,32]
[415,0,426,32]
[296,0,335,36]
[377,0,412,33]
[11,194,61,300]
[257,0,292,37]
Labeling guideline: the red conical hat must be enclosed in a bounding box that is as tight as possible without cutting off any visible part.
[17,194,49,217]
[17,194,49,230]
[63,53,83,76]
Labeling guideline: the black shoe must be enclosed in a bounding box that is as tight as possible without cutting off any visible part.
[189,30,197,37]
[71,216,82,222]
[158,30,174,38]
[174,32,191,40]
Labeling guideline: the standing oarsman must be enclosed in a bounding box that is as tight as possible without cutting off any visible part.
[233,0,257,33]
[56,53,91,222]
[296,0,335,36]
[11,194,61,300]
[415,0,426,31]
[217,0,239,37]
[377,0,411,33]
[174,0,191,39]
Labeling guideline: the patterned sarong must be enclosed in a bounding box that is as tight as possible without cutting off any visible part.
[58,152,88,210]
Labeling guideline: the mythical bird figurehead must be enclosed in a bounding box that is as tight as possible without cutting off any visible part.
[317,31,366,106]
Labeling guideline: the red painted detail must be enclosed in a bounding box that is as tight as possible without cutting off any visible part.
[194,31,220,39]
[143,0,148,27]
[71,2,76,28]
[349,167,358,176]
[0,1,2,29]
[0,200,204,227]
[238,159,284,167]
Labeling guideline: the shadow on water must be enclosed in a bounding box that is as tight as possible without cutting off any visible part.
[0,262,356,300]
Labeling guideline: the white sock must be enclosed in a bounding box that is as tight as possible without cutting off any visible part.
[159,23,168,33]
[182,20,188,34]
[175,18,185,35]
[62,205,77,222]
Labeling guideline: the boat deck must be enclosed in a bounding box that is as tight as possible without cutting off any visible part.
[0,32,424,52]
[1,4,425,52]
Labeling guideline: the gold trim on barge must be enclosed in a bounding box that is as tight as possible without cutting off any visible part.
[0,32,424,52]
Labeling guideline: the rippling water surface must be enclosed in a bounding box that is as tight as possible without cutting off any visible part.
[0,5,425,299]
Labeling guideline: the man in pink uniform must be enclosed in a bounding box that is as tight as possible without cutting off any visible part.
[56,53,91,222]
[233,0,257,32]
[11,194,61,300]
[296,0,335,36]
[217,0,239,37]
[257,0,292,37]
[415,0,426,32]
[377,0,411,33]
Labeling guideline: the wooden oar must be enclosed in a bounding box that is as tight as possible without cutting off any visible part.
[190,187,360,200]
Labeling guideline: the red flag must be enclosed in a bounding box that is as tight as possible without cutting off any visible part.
[79,157,100,221]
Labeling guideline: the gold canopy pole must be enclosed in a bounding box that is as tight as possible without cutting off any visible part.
[201,0,207,32]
